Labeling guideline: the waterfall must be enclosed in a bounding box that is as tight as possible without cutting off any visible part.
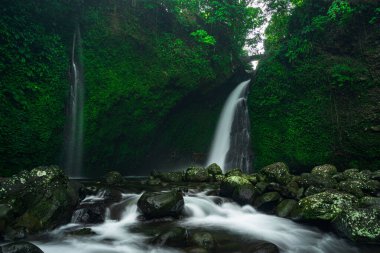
[64,27,84,178]
[206,80,252,172]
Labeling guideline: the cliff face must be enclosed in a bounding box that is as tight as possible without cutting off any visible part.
[249,0,380,172]
[0,0,247,176]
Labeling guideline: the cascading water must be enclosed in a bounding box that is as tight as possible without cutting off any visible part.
[206,80,252,172]
[64,26,84,178]
[33,190,359,253]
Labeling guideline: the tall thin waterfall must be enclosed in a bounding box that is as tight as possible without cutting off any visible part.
[64,27,84,178]
[206,80,252,172]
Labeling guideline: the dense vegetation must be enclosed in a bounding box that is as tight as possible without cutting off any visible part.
[249,0,380,172]
[0,0,261,176]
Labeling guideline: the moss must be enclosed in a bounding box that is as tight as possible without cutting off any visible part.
[333,208,380,243]
[298,191,358,221]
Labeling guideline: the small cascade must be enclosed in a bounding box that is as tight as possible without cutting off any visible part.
[206,80,252,172]
[64,26,84,178]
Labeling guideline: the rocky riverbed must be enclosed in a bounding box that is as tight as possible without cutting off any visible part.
[0,163,380,253]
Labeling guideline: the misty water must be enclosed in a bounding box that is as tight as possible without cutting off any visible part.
[33,188,360,253]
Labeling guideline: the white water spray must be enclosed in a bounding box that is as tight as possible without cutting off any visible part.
[207,80,251,171]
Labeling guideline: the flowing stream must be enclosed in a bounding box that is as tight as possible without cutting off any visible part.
[207,80,251,172]
[34,190,358,253]
[64,27,84,178]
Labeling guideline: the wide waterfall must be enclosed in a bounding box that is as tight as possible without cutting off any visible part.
[64,27,84,178]
[207,80,252,172]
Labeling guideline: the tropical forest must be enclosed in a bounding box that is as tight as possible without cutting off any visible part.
[0,0,379,252]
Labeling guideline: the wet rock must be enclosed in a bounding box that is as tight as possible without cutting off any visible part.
[284,181,301,199]
[159,172,184,183]
[147,177,161,186]
[259,162,291,185]
[359,196,380,209]
[137,190,184,219]
[338,181,366,198]
[298,191,358,221]
[371,170,380,181]
[185,167,209,182]
[333,207,380,244]
[341,169,370,182]
[214,175,224,182]
[244,174,259,185]
[275,199,298,218]
[104,171,125,186]
[225,168,243,177]
[298,173,337,189]
[254,192,281,212]
[102,188,123,205]
[232,184,258,205]
[153,227,188,247]
[1,241,44,253]
[255,182,269,195]
[67,227,97,236]
[206,163,223,177]
[71,203,106,224]
[0,166,78,234]
[304,186,325,197]
[220,176,252,197]
[311,164,337,178]
[244,241,279,253]
[190,232,215,250]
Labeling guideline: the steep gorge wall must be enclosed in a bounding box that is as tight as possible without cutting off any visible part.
[249,0,380,172]
[0,0,242,176]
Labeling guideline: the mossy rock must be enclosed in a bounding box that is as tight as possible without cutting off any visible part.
[298,173,337,189]
[160,172,184,183]
[338,180,366,198]
[189,232,215,250]
[298,191,358,221]
[275,199,298,218]
[0,166,78,234]
[311,164,337,178]
[253,191,281,212]
[153,227,188,247]
[259,162,291,185]
[1,241,44,253]
[359,196,380,209]
[104,171,125,185]
[206,163,223,177]
[137,190,184,219]
[220,176,252,197]
[244,174,259,185]
[304,186,325,197]
[214,175,225,182]
[333,207,380,244]
[185,167,209,182]
[232,184,258,205]
[225,168,243,177]
[341,169,371,181]
[255,182,269,195]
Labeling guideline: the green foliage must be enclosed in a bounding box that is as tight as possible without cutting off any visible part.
[285,37,312,62]
[327,0,353,24]
[191,29,216,46]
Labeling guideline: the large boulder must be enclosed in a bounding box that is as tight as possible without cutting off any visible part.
[206,163,223,178]
[298,173,337,189]
[275,199,298,218]
[333,207,380,244]
[0,166,79,235]
[220,176,252,197]
[159,172,183,183]
[298,191,357,221]
[232,184,258,205]
[1,241,44,253]
[225,168,243,177]
[259,162,291,185]
[153,227,188,247]
[71,202,106,224]
[137,190,184,219]
[104,171,125,185]
[311,164,337,178]
[253,192,281,212]
[185,167,209,182]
